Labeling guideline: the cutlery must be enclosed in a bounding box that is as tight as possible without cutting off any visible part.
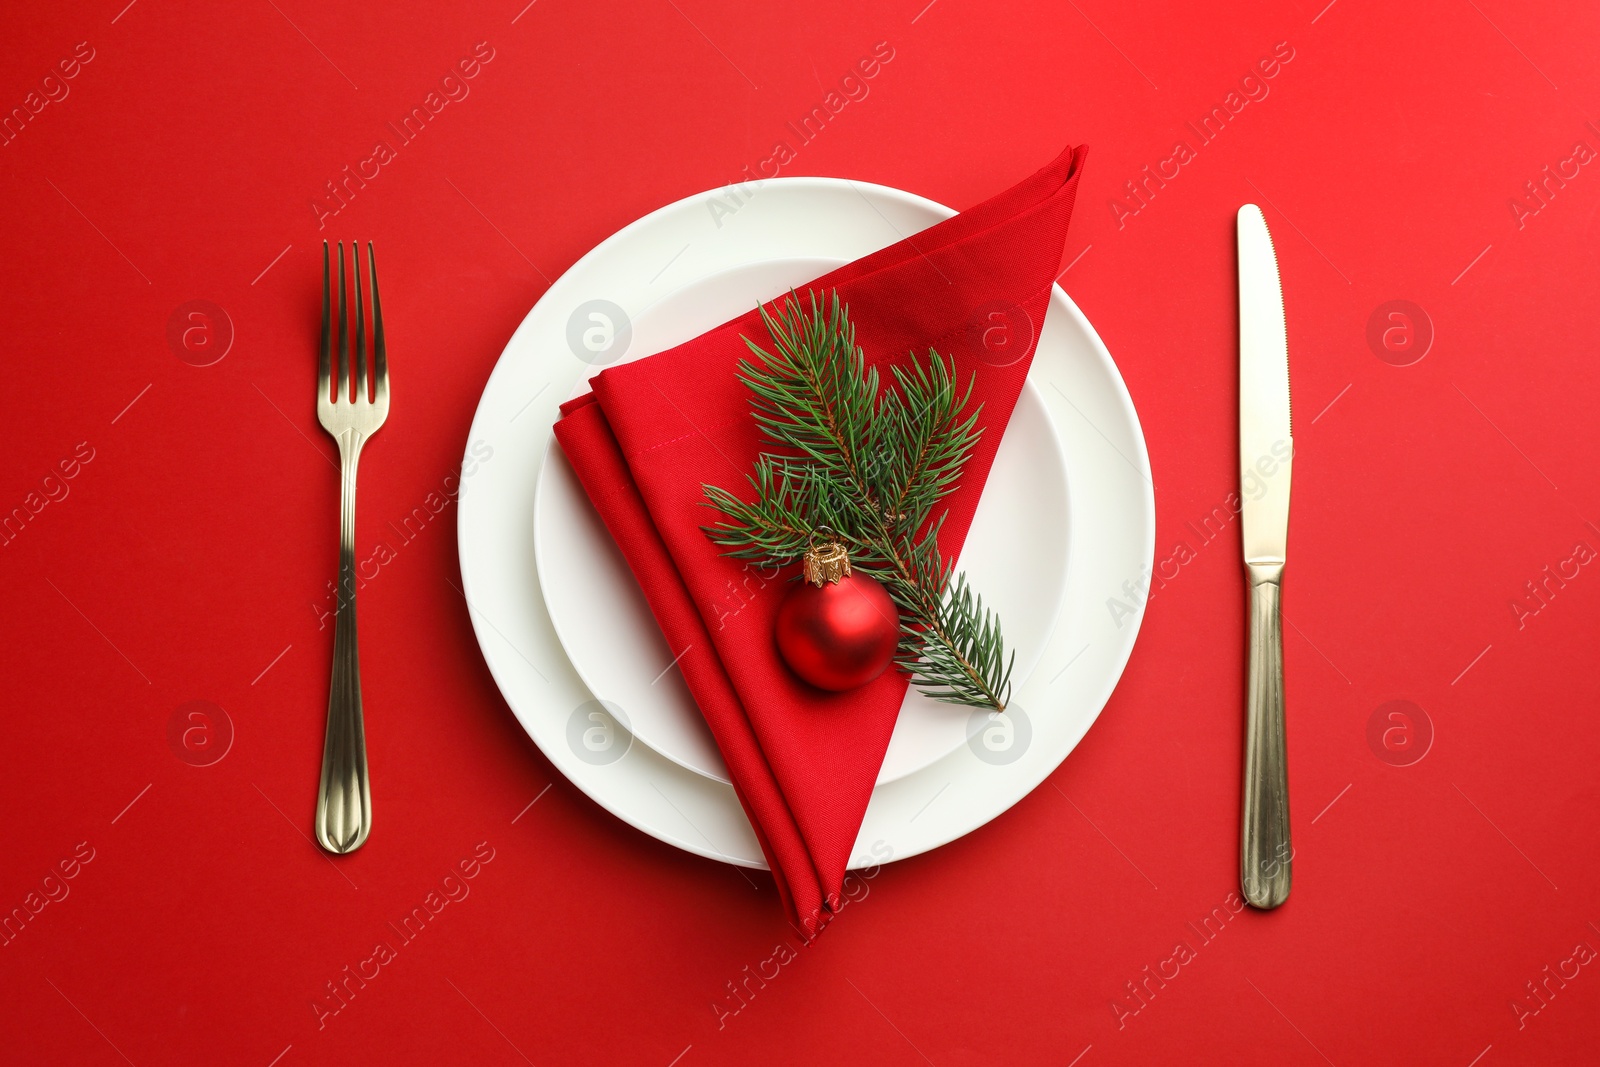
[1237,205,1293,909]
[314,241,389,854]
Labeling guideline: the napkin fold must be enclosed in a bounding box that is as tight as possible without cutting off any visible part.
[553,145,1087,935]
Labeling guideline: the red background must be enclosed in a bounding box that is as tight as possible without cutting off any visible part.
[3,1,1598,1064]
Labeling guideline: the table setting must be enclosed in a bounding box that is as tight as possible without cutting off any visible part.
[4,2,1600,1065]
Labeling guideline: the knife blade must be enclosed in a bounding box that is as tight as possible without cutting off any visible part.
[1237,203,1293,910]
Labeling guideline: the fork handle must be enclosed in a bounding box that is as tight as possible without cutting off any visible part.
[316,433,372,854]
[1241,563,1290,908]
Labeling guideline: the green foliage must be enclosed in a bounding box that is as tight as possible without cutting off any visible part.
[702,291,1014,711]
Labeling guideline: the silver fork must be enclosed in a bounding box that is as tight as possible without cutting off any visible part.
[314,241,389,854]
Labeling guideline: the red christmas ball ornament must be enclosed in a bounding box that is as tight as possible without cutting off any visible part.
[775,537,899,691]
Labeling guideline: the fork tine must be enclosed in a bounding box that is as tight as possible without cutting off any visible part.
[320,242,332,403]
[337,242,350,401]
[368,242,388,403]
[353,242,368,403]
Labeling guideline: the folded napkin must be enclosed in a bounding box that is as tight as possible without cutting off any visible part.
[554,145,1087,935]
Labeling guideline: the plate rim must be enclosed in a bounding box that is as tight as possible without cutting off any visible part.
[458,173,1155,868]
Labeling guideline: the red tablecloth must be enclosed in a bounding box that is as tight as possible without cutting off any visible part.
[4,2,1597,1064]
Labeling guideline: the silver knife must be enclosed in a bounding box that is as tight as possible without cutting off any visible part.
[1237,204,1293,909]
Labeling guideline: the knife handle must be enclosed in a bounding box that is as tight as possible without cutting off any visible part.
[1241,563,1291,909]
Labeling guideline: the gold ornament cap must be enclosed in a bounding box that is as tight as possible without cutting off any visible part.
[802,538,852,586]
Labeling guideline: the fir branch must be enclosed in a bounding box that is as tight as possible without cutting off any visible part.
[701,290,1014,711]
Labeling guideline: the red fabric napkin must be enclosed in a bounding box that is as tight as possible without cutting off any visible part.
[553,145,1087,935]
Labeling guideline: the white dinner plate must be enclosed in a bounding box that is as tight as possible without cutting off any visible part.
[458,175,1154,868]
[533,255,1072,786]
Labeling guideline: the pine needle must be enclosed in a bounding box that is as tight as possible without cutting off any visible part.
[701,290,1014,711]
